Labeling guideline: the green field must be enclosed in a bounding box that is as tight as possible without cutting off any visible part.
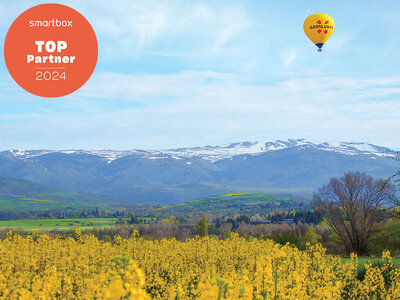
[154,192,310,215]
[342,257,400,271]
[0,177,126,213]
[0,192,124,213]
[0,218,126,231]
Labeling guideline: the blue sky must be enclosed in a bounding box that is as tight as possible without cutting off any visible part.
[1,0,400,150]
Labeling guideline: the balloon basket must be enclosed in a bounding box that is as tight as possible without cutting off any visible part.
[317,49,322,52]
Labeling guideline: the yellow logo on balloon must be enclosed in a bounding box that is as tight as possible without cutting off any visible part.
[303,13,335,52]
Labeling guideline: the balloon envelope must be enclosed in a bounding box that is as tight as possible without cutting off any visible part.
[303,13,335,51]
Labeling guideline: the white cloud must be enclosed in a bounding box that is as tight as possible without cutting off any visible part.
[1,71,400,150]
[282,49,297,67]
[0,0,252,60]
[77,1,252,58]
[1,1,400,150]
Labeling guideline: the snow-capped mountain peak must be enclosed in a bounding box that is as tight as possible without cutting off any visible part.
[3,139,396,163]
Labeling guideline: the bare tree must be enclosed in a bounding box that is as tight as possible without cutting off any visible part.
[387,171,400,207]
[386,150,400,205]
[220,223,232,239]
[148,220,177,239]
[313,172,396,255]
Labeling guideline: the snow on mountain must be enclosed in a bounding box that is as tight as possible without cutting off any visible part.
[4,139,396,163]
[6,149,144,161]
[162,139,395,161]
[319,142,394,158]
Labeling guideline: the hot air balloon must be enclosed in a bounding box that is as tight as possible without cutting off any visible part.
[303,13,334,52]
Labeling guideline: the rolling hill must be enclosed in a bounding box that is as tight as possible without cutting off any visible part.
[0,177,120,213]
[154,193,310,216]
[0,139,398,204]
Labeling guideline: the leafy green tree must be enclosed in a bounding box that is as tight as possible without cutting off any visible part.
[373,220,400,256]
[199,213,208,237]
[263,232,302,248]
[300,226,322,249]
[129,214,138,224]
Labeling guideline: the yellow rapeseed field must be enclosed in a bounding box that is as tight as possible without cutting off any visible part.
[0,228,399,299]
[19,198,57,203]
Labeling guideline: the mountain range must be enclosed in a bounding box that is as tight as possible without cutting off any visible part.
[0,139,398,204]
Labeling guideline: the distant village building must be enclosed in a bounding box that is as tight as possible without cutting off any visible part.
[250,219,295,226]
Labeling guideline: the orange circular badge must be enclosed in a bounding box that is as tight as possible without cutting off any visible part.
[4,4,98,98]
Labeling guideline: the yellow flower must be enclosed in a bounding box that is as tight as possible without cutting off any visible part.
[0,230,399,299]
